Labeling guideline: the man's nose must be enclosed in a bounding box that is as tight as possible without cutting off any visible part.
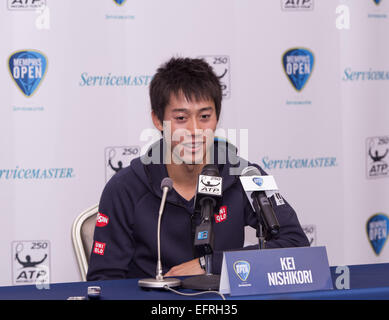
[186,117,201,136]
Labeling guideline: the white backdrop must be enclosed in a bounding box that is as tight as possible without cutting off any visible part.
[1,0,388,286]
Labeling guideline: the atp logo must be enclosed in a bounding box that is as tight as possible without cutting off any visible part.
[8,50,48,97]
[366,213,389,255]
[282,48,314,91]
[198,55,231,99]
[12,241,50,287]
[366,136,389,179]
[233,260,250,282]
[105,146,140,182]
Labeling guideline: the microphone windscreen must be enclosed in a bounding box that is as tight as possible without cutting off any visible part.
[161,177,173,191]
[241,166,261,177]
[201,164,219,176]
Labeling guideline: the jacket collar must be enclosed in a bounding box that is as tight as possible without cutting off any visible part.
[135,138,243,204]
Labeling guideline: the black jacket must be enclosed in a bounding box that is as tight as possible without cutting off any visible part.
[86,139,309,280]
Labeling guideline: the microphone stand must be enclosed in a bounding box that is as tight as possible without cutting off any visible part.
[241,166,280,250]
[138,184,181,289]
[252,194,271,250]
[182,198,220,291]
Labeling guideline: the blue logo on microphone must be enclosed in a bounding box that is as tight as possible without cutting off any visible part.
[282,48,314,91]
[252,177,263,187]
[373,0,381,5]
[8,50,48,97]
[367,213,389,255]
[233,260,250,282]
[197,231,208,240]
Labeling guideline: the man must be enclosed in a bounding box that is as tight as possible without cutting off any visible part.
[86,57,309,281]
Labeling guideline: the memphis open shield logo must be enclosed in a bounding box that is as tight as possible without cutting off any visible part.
[252,177,263,187]
[282,48,314,91]
[233,260,250,282]
[113,0,126,5]
[8,50,48,97]
[366,213,389,255]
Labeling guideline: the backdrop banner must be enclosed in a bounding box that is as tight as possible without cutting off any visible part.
[0,0,388,286]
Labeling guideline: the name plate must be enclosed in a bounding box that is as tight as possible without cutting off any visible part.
[219,246,333,296]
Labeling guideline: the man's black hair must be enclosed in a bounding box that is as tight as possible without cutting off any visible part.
[149,57,223,123]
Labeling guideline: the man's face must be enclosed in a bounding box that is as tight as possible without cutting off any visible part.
[152,93,218,165]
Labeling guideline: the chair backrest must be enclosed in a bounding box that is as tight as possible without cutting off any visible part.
[71,204,99,281]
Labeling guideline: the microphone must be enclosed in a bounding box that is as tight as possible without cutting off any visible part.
[193,164,222,257]
[241,166,280,243]
[182,164,222,291]
[138,177,181,289]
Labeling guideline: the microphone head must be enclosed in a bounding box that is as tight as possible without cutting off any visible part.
[201,164,220,177]
[241,166,261,177]
[161,177,173,191]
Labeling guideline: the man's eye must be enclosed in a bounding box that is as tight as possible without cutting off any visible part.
[175,116,186,121]
[201,114,211,119]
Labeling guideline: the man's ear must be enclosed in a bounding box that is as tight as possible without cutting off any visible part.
[151,111,163,131]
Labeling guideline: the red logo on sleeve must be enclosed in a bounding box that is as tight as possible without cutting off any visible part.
[96,212,109,227]
[93,241,106,255]
[214,205,227,223]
